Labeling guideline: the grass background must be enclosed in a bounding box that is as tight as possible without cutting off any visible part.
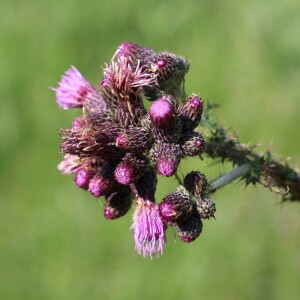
[1,0,300,299]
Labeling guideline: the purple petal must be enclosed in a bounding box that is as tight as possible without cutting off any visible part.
[131,198,166,258]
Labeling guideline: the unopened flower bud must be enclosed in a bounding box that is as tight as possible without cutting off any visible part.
[115,154,149,185]
[151,117,182,143]
[88,174,112,198]
[184,171,208,197]
[178,96,203,131]
[159,191,194,223]
[153,52,189,83]
[153,143,182,177]
[176,212,203,243]
[114,164,135,185]
[157,160,177,177]
[116,127,150,153]
[104,188,133,220]
[181,132,205,156]
[117,42,156,63]
[74,168,96,190]
[197,198,216,219]
[88,162,115,197]
[115,102,146,127]
[143,52,189,100]
[149,96,175,127]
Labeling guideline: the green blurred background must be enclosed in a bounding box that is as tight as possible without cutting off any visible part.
[1,0,300,299]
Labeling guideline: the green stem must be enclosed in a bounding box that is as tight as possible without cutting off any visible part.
[209,164,251,193]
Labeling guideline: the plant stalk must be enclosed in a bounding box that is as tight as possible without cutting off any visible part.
[209,164,251,193]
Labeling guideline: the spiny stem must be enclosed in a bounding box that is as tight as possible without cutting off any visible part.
[209,164,251,193]
[203,107,300,201]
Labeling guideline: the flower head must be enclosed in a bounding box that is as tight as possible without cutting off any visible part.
[159,190,194,223]
[88,174,112,197]
[178,96,204,131]
[181,132,205,157]
[131,197,166,258]
[143,51,189,100]
[183,171,208,197]
[54,66,95,109]
[155,143,182,177]
[149,96,175,127]
[176,212,203,243]
[151,52,189,82]
[74,168,96,190]
[117,42,156,63]
[103,55,157,100]
[114,154,148,185]
[116,127,150,153]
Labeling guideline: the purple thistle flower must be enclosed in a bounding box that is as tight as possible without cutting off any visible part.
[156,59,167,68]
[151,119,182,143]
[103,55,157,99]
[114,102,147,127]
[60,120,123,159]
[54,66,96,109]
[131,197,166,258]
[116,133,127,148]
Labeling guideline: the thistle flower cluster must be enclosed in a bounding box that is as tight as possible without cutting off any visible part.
[54,42,214,258]
[159,171,216,243]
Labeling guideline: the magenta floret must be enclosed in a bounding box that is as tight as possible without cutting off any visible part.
[54,66,95,109]
[131,197,166,258]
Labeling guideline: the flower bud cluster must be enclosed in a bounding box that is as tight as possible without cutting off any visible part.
[159,171,216,243]
[54,42,208,257]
